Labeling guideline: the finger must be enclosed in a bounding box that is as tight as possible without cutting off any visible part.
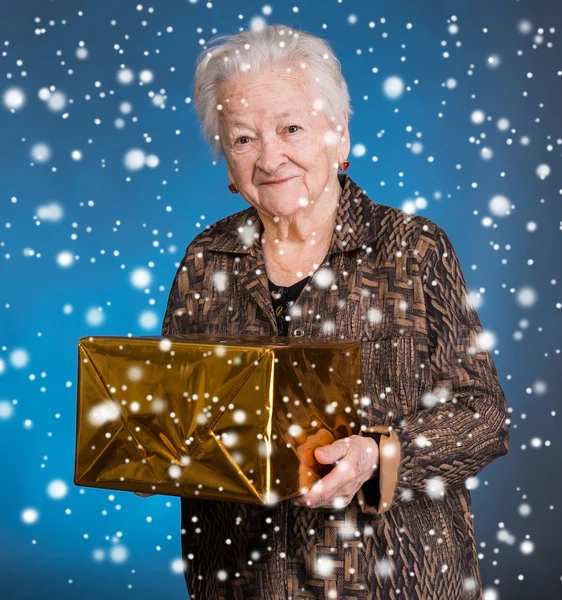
[298,464,352,507]
[314,439,349,465]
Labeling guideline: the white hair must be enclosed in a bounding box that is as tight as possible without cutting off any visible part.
[192,23,354,161]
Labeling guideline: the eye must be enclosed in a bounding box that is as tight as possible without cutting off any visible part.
[235,136,251,145]
[286,125,301,134]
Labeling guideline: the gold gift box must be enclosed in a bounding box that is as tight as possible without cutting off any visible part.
[74,334,362,505]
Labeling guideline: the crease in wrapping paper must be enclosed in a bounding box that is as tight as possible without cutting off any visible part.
[74,344,161,487]
[74,334,363,504]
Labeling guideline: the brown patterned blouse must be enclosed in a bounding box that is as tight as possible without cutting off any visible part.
[161,173,511,600]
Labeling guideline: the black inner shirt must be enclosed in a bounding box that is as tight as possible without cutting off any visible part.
[267,275,311,336]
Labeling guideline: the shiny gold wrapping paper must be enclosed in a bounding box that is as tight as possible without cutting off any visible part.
[74,334,362,505]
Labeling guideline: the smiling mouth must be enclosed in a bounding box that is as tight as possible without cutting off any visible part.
[261,177,296,186]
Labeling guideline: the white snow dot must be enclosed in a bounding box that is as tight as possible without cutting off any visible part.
[109,545,128,563]
[516,287,537,308]
[3,87,26,111]
[9,348,29,369]
[489,195,511,217]
[0,401,14,420]
[31,142,52,163]
[47,479,68,500]
[476,330,496,352]
[130,267,152,289]
[88,400,121,427]
[351,143,366,157]
[383,76,405,99]
[497,117,510,131]
[86,307,105,327]
[536,163,550,179]
[56,251,74,267]
[170,557,187,574]
[426,476,446,499]
[36,202,64,222]
[21,508,39,524]
[117,68,135,85]
[250,16,267,31]
[316,556,334,576]
[139,69,154,83]
[123,148,146,171]
[139,310,158,329]
[145,154,160,168]
[46,90,67,112]
[471,110,486,125]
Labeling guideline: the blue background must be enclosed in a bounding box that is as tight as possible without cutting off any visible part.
[1,0,561,598]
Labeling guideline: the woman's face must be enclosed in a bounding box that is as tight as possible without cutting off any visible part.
[217,64,350,218]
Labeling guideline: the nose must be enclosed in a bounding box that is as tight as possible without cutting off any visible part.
[255,136,288,175]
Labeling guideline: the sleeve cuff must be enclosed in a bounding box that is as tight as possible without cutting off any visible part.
[356,425,401,515]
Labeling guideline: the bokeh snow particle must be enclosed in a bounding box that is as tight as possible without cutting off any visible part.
[250,16,267,31]
[57,251,74,267]
[497,117,510,131]
[314,267,334,288]
[3,87,26,111]
[489,195,511,217]
[130,267,152,289]
[517,19,533,35]
[139,69,154,84]
[46,90,67,112]
[88,400,121,427]
[117,68,135,85]
[213,270,228,292]
[520,540,534,555]
[86,307,105,327]
[36,202,64,223]
[47,479,69,500]
[109,545,128,564]
[382,76,405,100]
[316,556,335,576]
[475,330,496,352]
[426,476,446,500]
[351,143,366,157]
[470,110,486,125]
[516,287,537,308]
[139,310,158,329]
[0,401,14,420]
[535,163,550,179]
[21,508,39,524]
[124,148,146,171]
[532,380,547,395]
[9,348,29,369]
[171,557,187,575]
[31,142,52,163]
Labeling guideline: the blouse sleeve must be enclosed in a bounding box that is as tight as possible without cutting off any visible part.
[356,226,511,516]
[161,243,199,337]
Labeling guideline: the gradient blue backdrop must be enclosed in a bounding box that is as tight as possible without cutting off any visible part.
[1,0,561,598]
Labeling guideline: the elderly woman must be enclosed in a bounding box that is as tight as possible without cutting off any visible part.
[161,23,510,600]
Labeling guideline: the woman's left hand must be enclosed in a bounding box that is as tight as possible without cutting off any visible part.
[292,434,379,509]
